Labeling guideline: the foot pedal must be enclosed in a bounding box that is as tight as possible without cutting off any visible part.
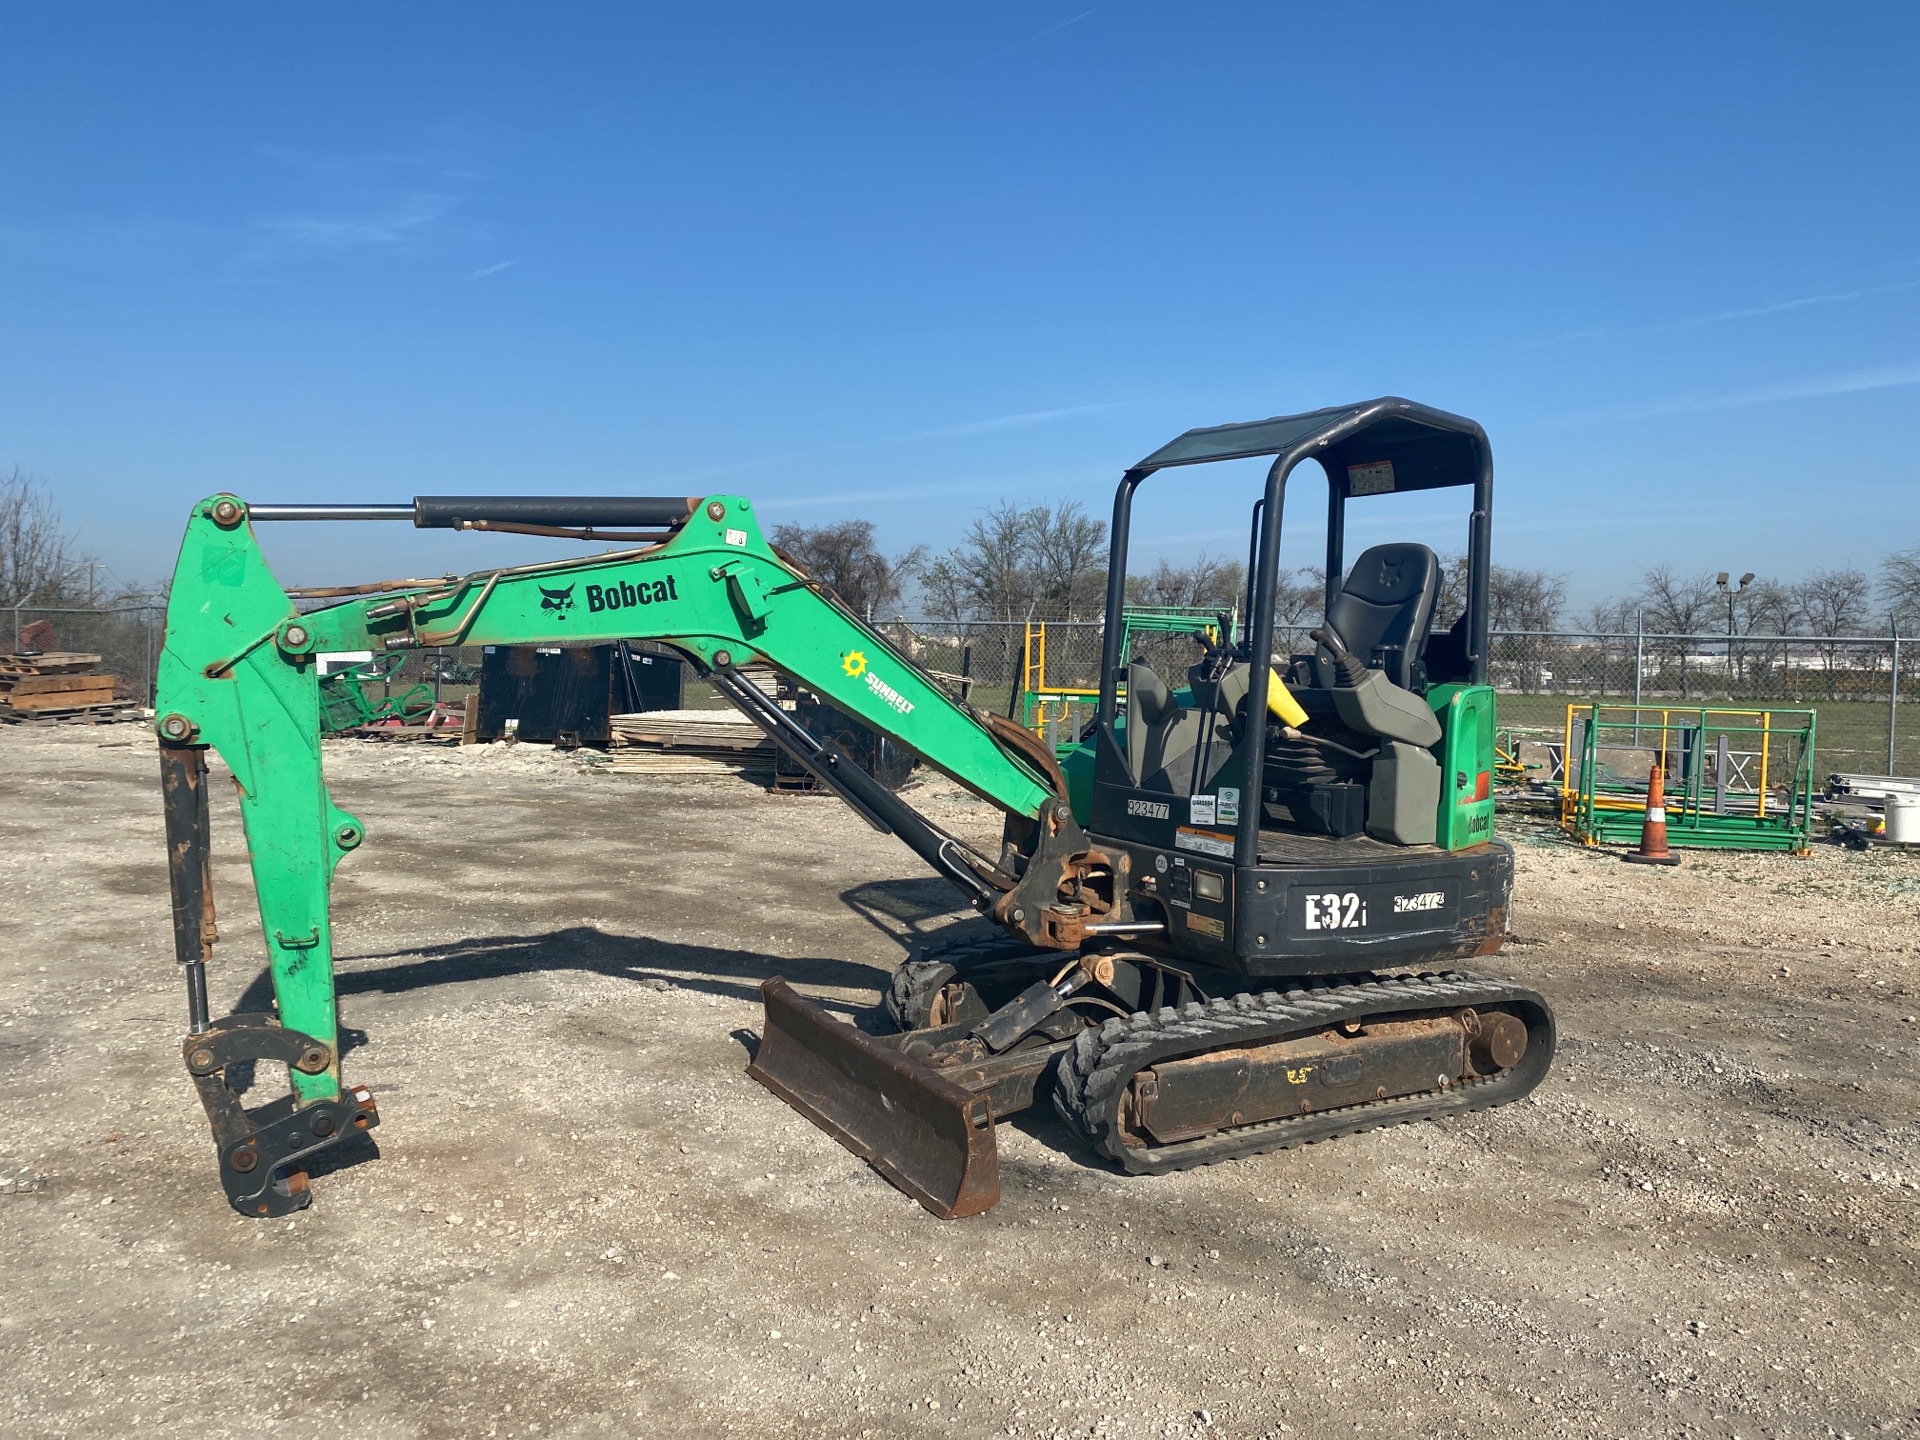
[182,1016,380,1217]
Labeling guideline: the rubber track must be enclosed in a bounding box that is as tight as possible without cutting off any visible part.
[884,927,1051,1032]
[1053,970,1555,1175]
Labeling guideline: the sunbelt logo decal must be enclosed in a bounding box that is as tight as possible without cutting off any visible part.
[842,650,914,715]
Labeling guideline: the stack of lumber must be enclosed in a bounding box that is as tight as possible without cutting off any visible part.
[0,653,135,724]
[596,708,773,779]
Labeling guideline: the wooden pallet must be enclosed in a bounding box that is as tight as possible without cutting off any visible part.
[608,709,774,759]
[0,651,103,680]
[0,700,138,726]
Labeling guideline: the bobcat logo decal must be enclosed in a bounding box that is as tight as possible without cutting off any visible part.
[539,584,577,618]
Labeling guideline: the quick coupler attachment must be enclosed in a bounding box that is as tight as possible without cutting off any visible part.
[182,1015,380,1218]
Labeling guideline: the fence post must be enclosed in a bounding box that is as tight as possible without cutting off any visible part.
[10,605,18,652]
[1632,608,1644,745]
[1891,619,1902,778]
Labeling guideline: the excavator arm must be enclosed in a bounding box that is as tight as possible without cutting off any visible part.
[154,491,1121,1216]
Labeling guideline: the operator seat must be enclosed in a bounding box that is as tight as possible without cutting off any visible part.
[1309,543,1442,693]
[1275,543,1447,845]
[1126,660,1234,796]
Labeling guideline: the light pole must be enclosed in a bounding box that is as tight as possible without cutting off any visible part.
[1716,571,1754,682]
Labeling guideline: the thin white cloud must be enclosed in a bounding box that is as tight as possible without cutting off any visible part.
[1546,360,1920,426]
[899,401,1126,442]
[970,8,1098,68]
[1522,278,1920,348]
[251,191,459,253]
[468,258,522,280]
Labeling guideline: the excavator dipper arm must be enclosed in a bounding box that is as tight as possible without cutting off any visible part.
[154,492,1113,1215]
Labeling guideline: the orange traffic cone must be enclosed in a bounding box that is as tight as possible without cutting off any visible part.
[1622,762,1681,866]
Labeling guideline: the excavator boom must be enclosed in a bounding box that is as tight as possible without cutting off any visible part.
[154,491,1106,1216]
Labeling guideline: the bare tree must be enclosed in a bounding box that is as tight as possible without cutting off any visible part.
[1487,565,1566,632]
[1796,566,1874,697]
[769,519,924,620]
[1882,544,1920,630]
[1638,566,1719,697]
[0,468,80,608]
[1581,597,1637,633]
[1028,500,1108,619]
[1728,577,1797,684]
[1431,553,1468,629]
[1129,552,1245,612]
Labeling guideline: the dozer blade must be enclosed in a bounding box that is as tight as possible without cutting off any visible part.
[749,976,1000,1219]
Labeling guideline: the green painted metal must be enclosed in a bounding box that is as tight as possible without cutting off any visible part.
[156,497,366,1104]
[317,662,435,734]
[1428,682,1498,851]
[1564,703,1815,853]
[154,492,1057,1105]
[1019,606,1228,753]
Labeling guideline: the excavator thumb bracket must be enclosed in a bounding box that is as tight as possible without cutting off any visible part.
[748,977,999,1219]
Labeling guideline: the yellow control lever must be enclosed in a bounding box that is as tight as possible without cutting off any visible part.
[1266,669,1309,729]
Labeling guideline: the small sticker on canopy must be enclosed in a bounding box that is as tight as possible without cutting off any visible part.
[1347,461,1395,495]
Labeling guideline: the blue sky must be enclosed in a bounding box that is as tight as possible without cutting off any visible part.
[2,3,1915,612]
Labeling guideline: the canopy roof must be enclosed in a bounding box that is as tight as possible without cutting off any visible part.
[1132,396,1488,496]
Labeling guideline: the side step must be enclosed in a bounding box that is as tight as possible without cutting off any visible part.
[748,977,1001,1219]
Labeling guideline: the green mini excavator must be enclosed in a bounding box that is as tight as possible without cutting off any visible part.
[153,397,1553,1219]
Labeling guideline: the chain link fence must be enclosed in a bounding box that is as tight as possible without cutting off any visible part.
[8,604,167,701]
[11,601,1912,777]
[888,618,1918,779]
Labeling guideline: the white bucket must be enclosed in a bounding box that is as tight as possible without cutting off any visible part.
[1887,793,1920,844]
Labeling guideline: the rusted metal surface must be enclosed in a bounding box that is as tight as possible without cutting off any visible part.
[749,978,1000,1220]
[1466,1008,1529,1071]
[1124,1014,1481,1145]
[180,1016,378,1216]
[1470,901,1511,957]
[888,1011,1080,1123]
[159,744,215,1033]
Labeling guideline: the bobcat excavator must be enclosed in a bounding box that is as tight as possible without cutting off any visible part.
[153,396,1553,1220]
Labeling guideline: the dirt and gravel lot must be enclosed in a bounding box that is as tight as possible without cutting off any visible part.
[1,724,1916,1440]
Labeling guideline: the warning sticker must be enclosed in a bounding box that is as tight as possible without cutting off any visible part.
[1174,827,1235,859]
[1347,461,1395,495]
[1184,911,1225,940]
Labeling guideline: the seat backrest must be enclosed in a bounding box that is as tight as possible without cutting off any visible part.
[1125,659,1220,795]
[1311,543,1441,691]
[1125,660,1177,782]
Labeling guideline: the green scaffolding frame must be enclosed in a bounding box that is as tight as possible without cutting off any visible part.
[1561,703,1815,854]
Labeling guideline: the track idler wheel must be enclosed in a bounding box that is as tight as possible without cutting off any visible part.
[885,961,990,1032]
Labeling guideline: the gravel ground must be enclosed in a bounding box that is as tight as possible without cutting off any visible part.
[1,725,1916,1440]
